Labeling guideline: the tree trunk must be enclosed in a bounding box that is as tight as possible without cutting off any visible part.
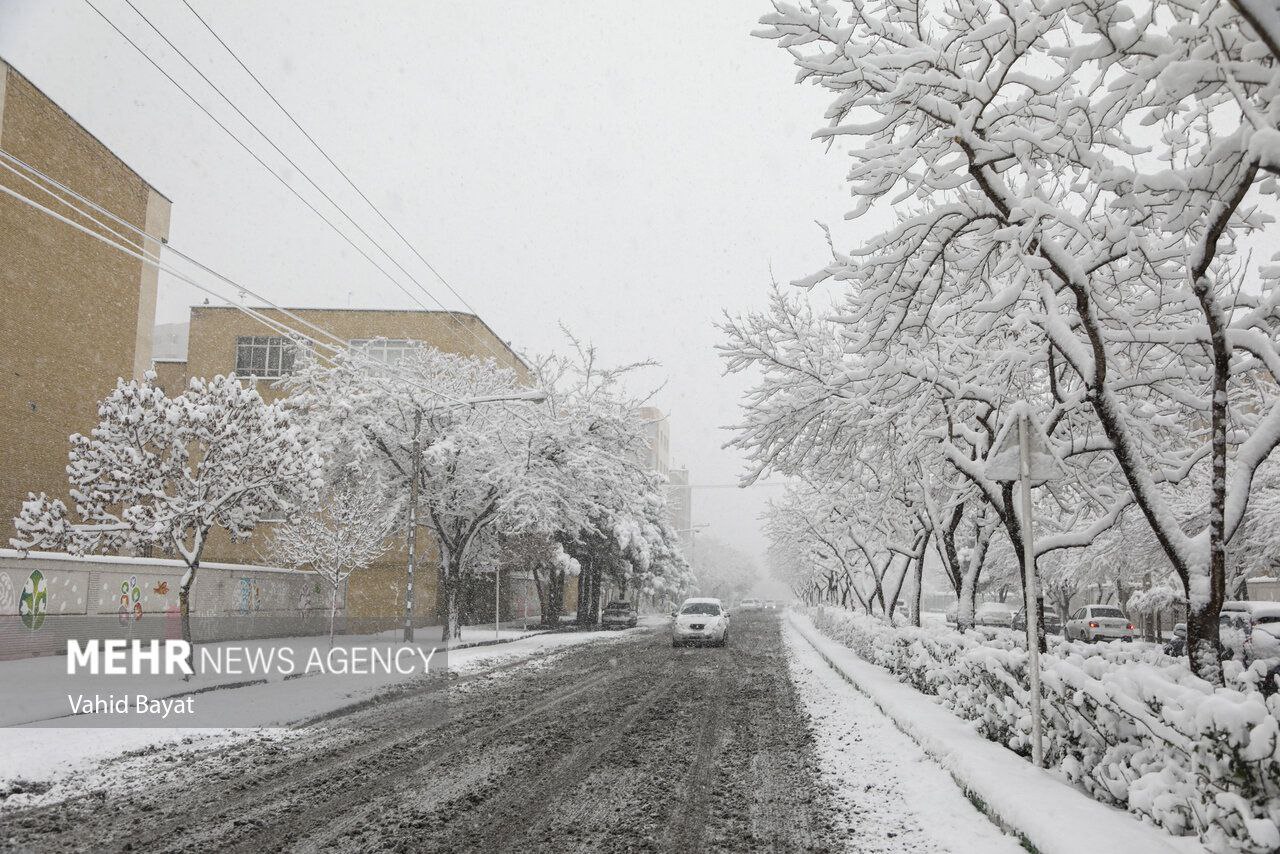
[548,568,564,626]
[328,581,340,649]
[179,562,198,647]
[907,556,924,627]
[958,569,978,632]
[440,560,462,643]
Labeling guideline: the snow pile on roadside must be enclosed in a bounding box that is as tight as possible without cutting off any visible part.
[807,607,1280,853]
[785,622,1026,853]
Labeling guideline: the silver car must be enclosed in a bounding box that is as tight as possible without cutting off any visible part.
[1065,605,1136,643]
[975,602,1014,628]
[672,597,730,648]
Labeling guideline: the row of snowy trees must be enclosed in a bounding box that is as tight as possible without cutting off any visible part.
[11,335,690,645]
[730,0,1280,681]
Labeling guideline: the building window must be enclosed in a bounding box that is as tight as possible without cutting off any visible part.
[350,338,421,365]
[235,336,298,378]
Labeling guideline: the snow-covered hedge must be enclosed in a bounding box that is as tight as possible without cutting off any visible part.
[808,607,1280,852]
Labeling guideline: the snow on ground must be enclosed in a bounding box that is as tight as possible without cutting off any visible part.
[0,621,646,790]
[783,620,1025,854]
[788,613,1201,854]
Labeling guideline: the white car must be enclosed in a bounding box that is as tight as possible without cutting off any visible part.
[1065,604,1136,643]
[672,597,730,648]
[975,602,1014,628]
[740,597,762,612]
[1221,601,1280,660]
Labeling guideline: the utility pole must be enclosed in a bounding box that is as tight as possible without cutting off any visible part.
[404,410,421,643]
[1017,413,1044,768]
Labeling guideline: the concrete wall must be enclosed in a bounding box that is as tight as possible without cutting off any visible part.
[0,550,343,660]
[0,59,170,547]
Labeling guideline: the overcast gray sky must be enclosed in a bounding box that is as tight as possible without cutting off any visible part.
[0,0,863,570]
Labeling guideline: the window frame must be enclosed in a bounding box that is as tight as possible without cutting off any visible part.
[234,335,300,379]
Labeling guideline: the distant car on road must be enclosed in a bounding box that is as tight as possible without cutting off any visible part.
[672,597,730,648]
[1064,605,1136,643]
[975,602,1014,628]
[763,600,778,611]
[741,597,762,612]
[601,600,638,629]
[1012,606,1063,635]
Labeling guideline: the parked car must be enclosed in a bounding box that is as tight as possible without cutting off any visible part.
[1220,601,1280,660]
[672,597,730,648]
[1164,622,1188,656]
[740,597,762,612]
[1163,607,1280,660]
[1064,605,1136,643]
[975,602,1014,628]
[601,600,638,629]
[1012,606,1063,634]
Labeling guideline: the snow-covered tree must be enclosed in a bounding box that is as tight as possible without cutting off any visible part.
[266,466,401,645]
[524,336,691,625]
[11,373,322,648]
[754,0,1280,680]
[287,347,568,641]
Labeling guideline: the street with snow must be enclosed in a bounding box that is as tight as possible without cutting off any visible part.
[5,0,1280,851]
[3,614,1028,854]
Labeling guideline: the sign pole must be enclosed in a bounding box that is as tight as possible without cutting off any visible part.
[1018,413,1045,768]
[495,567,501,641]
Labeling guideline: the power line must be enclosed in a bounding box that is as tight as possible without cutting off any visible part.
[115,0,509,367]
[180,0,495,333]
[0,148,348,353]
[81,0,506,367]
[0,151,486,405]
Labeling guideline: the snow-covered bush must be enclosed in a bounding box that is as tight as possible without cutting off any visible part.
[809,607,1280,852]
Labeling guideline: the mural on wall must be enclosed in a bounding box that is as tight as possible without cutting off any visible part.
[118,575,142,625]
[20,569,47,630]
[237,577,260,614]
[153,580,169,595]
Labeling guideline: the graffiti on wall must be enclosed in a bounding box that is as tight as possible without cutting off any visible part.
[237,577,261,614]
[118,575,142,625]
[20,569,47,630]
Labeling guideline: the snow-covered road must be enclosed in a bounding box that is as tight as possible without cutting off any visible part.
[784,621,1023,854]
[2,615,1023,853]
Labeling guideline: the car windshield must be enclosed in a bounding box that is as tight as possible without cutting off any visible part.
[681,603,720,616]
[1091,607,1124,618]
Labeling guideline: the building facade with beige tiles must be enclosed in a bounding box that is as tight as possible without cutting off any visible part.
[0,58,170,547]
[155,305,536,631]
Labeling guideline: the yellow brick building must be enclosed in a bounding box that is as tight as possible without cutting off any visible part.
[0,58,171,547]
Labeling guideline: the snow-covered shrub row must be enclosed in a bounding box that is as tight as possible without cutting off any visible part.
[808,608,1280,853]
